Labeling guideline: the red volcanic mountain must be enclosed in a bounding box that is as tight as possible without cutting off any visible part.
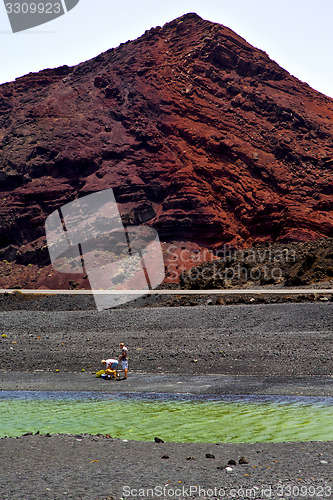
[0,13,332,289]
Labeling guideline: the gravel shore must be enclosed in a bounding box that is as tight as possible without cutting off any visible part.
[0,300,332,376]
[0,435,332,500]
[0,298,332,499]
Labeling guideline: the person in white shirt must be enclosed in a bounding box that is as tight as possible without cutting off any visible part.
[101,358,119,377]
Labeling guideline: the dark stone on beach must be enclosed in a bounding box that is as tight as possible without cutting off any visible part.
[155,437,164,443]
[35,431,39,435]
[239,456,249,464]
[186,456,196,460]
[161,455,169,459]
[44,433,51,437]
[206,453,215,459]
[23,432,33,436]
[228,459,237,465]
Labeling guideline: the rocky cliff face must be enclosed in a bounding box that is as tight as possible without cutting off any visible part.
[0,13,332,288]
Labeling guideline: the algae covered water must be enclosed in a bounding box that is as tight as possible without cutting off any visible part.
[0,392,332,442]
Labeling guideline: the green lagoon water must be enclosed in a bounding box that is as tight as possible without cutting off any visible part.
[0,392,332,442]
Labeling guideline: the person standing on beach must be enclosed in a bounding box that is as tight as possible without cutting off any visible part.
[119,343,128,380]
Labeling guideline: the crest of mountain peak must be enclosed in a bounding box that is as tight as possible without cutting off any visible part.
[0,13,332,289]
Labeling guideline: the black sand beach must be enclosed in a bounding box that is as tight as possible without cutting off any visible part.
[0,300,332,376]
[1,435,332,500]
[0,299,332,499]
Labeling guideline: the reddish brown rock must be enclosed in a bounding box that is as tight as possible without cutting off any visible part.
[0,13,332,288]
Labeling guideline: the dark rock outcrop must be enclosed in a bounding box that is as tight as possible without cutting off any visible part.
[0,13,332,288]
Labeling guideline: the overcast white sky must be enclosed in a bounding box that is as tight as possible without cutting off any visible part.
[1,0,333,98]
